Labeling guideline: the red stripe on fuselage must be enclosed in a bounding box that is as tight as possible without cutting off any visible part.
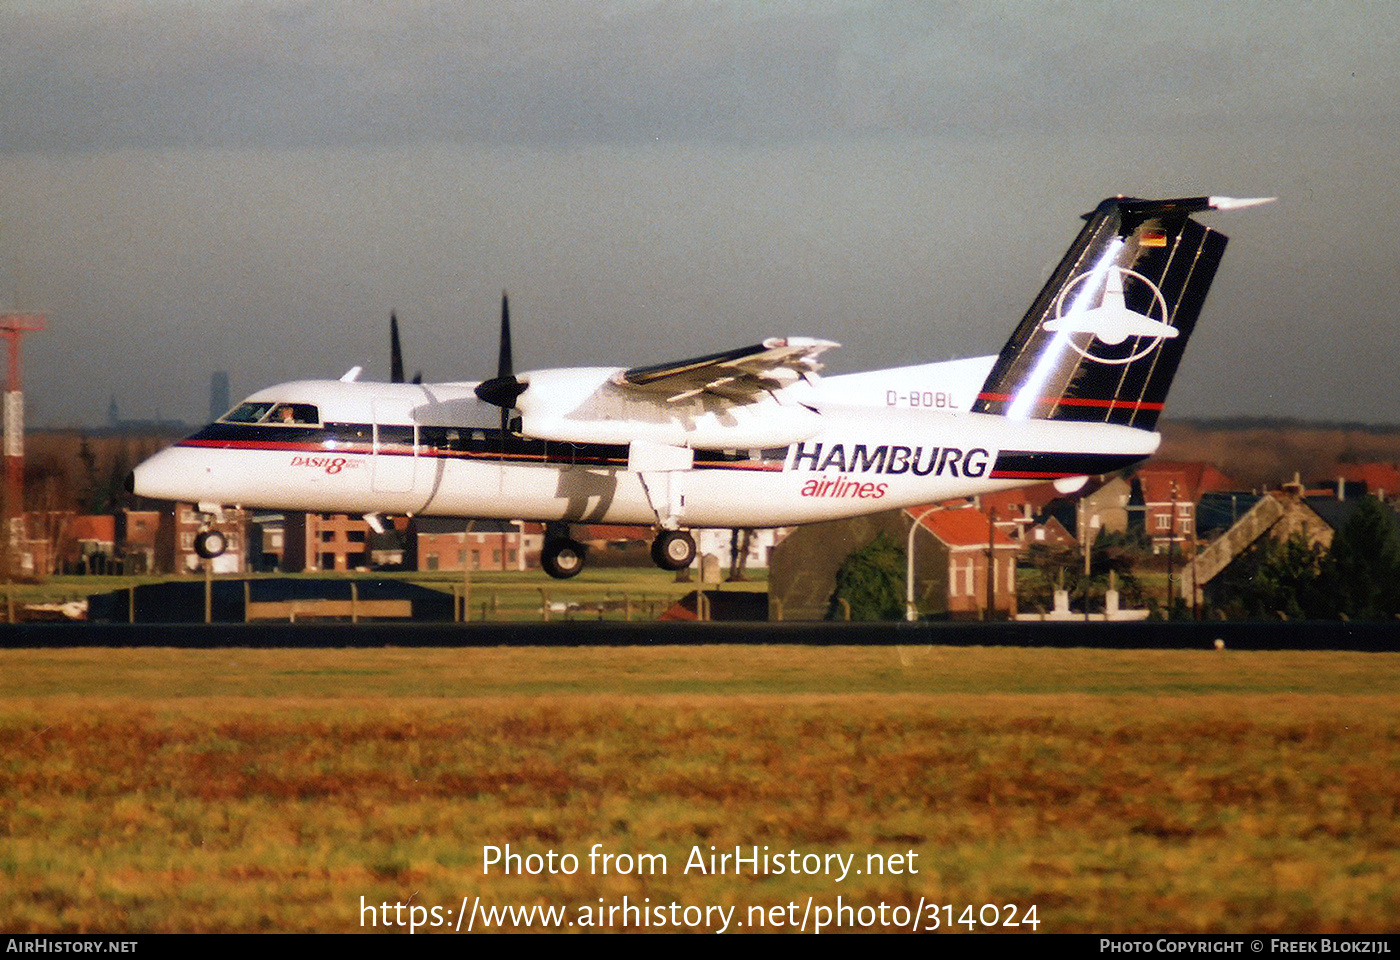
[975,392,1164,411]
[177,436,783,472]
[179,438,376,455]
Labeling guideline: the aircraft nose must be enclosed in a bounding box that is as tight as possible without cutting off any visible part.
[126,451,184,502]
[128,445,218,504]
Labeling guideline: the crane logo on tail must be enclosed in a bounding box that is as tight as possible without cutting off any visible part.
[1043,266,1175,365]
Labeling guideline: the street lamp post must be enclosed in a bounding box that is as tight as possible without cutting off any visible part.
[905,506,939,622]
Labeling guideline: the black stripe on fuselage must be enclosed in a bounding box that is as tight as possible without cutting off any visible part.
[178,422,789,472]
[990,450,1145,480]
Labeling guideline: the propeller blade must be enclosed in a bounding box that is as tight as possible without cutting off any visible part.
[497,292,513,381]
[474,291,527,411]
[499,295,515,438]
[390,311,405,384]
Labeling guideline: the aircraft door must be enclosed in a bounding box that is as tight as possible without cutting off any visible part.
[372,401,418,494]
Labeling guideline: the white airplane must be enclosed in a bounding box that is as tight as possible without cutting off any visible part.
[129,195,1269,578]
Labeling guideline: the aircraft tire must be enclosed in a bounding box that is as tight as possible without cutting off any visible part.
[194,530,227,560]
[651,530,696,571]
[542,537,587,579]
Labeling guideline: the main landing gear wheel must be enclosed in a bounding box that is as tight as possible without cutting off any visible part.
[194,530,228,560]
[541,537,587,580]
[651,530,696,571]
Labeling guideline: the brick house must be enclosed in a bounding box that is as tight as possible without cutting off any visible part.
[415,518,541,572]
[156,502,248,574]
[283,513,372,572]
[768,504,1017,620]
[916,506,1019,619]
[1132,461,1234,554]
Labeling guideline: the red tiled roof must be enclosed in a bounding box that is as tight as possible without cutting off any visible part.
[978,484,1062,516]
[910,507,1016,548]
[1336,463,1400,495]
[1136,461,1234,503]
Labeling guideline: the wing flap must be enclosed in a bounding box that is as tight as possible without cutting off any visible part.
[614,337,839,402]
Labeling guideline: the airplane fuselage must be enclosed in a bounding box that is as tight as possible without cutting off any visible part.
[131,372,1158,529]
[128,195,1260,577]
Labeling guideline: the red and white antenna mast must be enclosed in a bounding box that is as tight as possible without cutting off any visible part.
[0,311,45,577]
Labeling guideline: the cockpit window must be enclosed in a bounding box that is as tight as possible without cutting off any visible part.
[269,403,320,425]
[219,401,320,426]
[222,402,275,423]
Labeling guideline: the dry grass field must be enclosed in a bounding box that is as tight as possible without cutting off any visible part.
[2,645,1398,933]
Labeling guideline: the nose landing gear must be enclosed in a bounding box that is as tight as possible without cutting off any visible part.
[193,528,228,560]
[192,503,231,560]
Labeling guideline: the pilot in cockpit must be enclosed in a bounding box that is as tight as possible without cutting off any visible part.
[270,403,318,426]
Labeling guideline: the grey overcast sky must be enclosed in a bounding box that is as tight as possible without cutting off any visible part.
[2,0,1398,428]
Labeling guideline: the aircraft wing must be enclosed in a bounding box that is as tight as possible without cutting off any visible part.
[613,337,839,403]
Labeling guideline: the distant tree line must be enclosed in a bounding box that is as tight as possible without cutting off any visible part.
[1175,416,1400,434]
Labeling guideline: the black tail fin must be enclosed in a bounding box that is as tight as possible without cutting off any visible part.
[973,196,1251,431]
